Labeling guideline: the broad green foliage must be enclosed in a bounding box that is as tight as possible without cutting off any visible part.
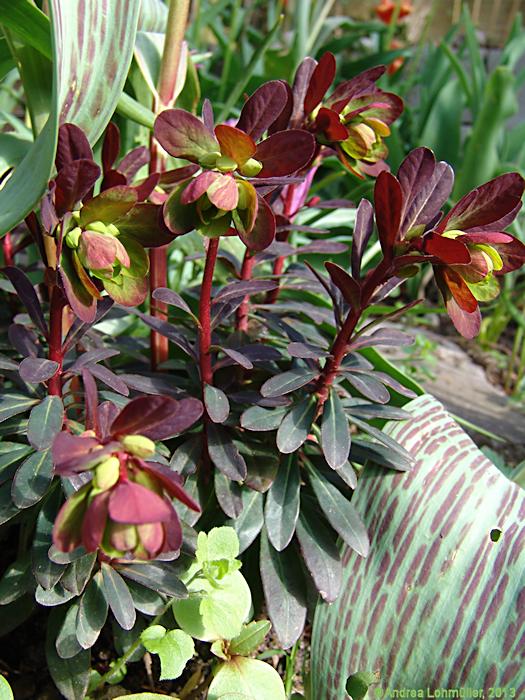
[311,395,525,697]
[0,0,141,236]
[173,527,252,641]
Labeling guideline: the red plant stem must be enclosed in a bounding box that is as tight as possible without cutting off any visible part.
[148,0,191,371]
[199,238,220,387]
[48,286,65,397]
[199,238,220,485]
[2,232,14,266]
[236,250,256,332]
[265,253,286,304]
[316,258,393,405]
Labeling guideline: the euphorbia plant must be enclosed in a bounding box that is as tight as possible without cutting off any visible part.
[0,2,524,698]
[52,395,202,560]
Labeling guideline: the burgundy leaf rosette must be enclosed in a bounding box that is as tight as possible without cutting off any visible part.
[41,123,173,322]
[153,91,316,251]
[52,396,203,562]
[370,147,525,337]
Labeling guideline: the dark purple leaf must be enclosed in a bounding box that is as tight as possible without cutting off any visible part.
[118,146,149,180]
[296,502,342,603]
[255,130,316,177]
[204,384,230,424]
[152,287,194,317]
[3,267,47,337]
[101,564,136,630]
[207,424,247,480]
[153,109,219,162]
[372,371,417,398]
[439,172,525,233]
[296,241,347,254]
[238,194,276,251]
[119,373,182,398]
[159,164,199,186]
[261,368,319,398]
[55,124,93,171]
[305,462,369,557]
[237,80,289,141]
[276,398,316,454]
[140,462,200,511]
[19,357,58,384]
[268,80,293,134]
[374,171,403,257]
[314,198,354,209]
[397,149,454,237]
[62,297,113,353]
[52,432,103,474]
[97,400,119,440]
[259,529,307,648]
[89,364,129,396]
[351,199,374,279]
[218,347,253,369]
[250,176,305,186]
[290,57,317,127]
[237,344,282,362]
[321,389,350,469]
[110,396,203,441]
[133,172,159,202]
[348,328,414,351]
[240,405,287,431]
[68,348,120,374]
[215,471,243,518]
[265,454,301,550]
[344,372,390,404]
[132,309,195,357]
[202,98,215,133]
[116,561,187,598]
[54,159,101,217]
[102,122,120,173]
[288,342,326,359]
[304,52,336,114]
[81,369,99,435]
[325,263,361,308]
[422,232,470,264]
[214,279,277,304]
[7,323,38,357]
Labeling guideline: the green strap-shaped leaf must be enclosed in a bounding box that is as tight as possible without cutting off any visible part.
[46,607,90,700]
[306,461,369,558]
[76,572,108,649]
[32,488,66,589]
[259,528,307,649]
[227,488,264,554]
[264,455,301,551]
[0,394,39,423]
[296,503,342,603]
[0,0,141,236]
[101,563,136,631]
[11,448,53,508]
[27,395,63,450]
[321,389,350,470]
[55,601,83,660]
[276,397,316,454]
[311,395,525,697]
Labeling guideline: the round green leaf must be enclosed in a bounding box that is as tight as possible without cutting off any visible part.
[173,569,251,642]
[208,657,285,700]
